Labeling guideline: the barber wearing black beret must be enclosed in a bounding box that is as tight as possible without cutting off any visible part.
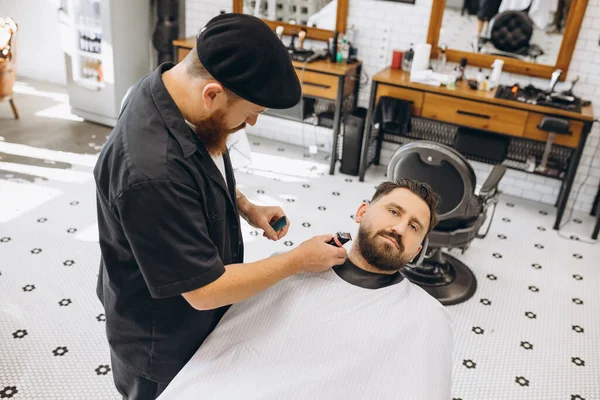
[93,13,347,400]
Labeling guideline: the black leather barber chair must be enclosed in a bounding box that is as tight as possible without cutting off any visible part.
[388,141,507,305]
[479,11,544,61]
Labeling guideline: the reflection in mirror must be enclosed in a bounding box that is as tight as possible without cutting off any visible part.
[439,0,572,65]
[242,0,337,30]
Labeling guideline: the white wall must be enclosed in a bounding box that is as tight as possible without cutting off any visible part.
[186,0,600,213]
[0,0,67,85]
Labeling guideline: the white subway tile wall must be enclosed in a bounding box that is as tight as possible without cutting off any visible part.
[186,0,600,212]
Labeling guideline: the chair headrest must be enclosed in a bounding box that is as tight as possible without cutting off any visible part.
[387,141,476,220]
[491,11,533,53]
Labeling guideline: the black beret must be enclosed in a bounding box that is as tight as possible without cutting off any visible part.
[196,13,302,110]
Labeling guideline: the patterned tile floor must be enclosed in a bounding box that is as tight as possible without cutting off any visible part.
[1,80,599,399]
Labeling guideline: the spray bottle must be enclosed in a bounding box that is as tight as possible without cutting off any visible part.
[490,59,504,89]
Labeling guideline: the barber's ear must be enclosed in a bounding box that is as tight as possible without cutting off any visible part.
[202,83,226,109]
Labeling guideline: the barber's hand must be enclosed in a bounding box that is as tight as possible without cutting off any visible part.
[292,234,348,273]
[243,204,290,241]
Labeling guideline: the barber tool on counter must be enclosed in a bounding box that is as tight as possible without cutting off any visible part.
[493,69,589,112]
[298,29,306,50]
[561,75,580,98]
[275,25,284,41]
[547,69,563,92]
[287,30,298,53]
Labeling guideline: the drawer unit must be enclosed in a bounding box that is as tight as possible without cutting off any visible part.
[376,85,425,116]
[422,93,528,137]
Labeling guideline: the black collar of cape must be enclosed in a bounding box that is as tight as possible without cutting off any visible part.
[333,258,404,289]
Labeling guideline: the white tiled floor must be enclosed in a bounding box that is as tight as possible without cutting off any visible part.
[1,80,599,400]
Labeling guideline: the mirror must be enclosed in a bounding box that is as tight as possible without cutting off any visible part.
[242,0,336,29]
[233,0,348,41]
[440,0,572,66]
[427,0,589,80]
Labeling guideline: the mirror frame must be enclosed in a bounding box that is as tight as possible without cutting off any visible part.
[427,0,589,81]
[232,0,348,41]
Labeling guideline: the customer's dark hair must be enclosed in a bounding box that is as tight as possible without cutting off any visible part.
[371,179,441,234]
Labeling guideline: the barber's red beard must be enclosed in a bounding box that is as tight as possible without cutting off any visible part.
[194,110,246,156]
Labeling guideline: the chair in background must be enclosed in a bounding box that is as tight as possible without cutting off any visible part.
[0,16,18,119]
[480,10,544,62]
[388,141,506,305]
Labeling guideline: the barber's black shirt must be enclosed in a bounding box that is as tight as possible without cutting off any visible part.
[93,63,244,383]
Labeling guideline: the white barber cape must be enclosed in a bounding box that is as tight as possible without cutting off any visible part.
[158,265,453,400]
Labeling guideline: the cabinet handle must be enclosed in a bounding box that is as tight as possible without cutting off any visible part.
[303,81,331,89]
[456,110,491,119]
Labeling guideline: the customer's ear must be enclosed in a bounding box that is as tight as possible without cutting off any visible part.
[354,203,368,223]
[409,244,423,262]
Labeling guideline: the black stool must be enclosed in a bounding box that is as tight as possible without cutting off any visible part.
[535,116,571,173]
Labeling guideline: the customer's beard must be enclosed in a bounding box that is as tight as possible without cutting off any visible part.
[194,110,245,156]
[356,222,413,271]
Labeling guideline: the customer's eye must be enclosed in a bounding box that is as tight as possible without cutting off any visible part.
[389,209,399,216]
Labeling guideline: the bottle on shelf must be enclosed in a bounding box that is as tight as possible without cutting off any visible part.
[341,37,349,62]
[336,36,345,63]
[402,44,414,72]
[454,57,468,81]
[476,68,484,90]
[346,25,356,46]
[438,45,447,73]
[330,31,338,62]
[83,58,89,78]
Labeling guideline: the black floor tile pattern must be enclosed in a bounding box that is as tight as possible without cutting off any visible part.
[1,133,599,399]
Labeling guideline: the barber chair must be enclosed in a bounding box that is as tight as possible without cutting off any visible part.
[535,116,571,174]
[479,11,544,62]
[0,17,18,119]
[388,141,507,305]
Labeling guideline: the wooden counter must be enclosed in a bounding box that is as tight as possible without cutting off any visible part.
[173,37,358,99]
[373,68,594,122]
[173,37,356,74]
[368,68,593,149]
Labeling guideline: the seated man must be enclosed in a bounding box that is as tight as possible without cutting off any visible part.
[158,179,453,399]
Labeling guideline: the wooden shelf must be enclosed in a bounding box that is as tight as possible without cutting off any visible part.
[172,37,360,77]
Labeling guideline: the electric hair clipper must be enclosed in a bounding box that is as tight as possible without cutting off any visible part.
[327,232,352,247]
